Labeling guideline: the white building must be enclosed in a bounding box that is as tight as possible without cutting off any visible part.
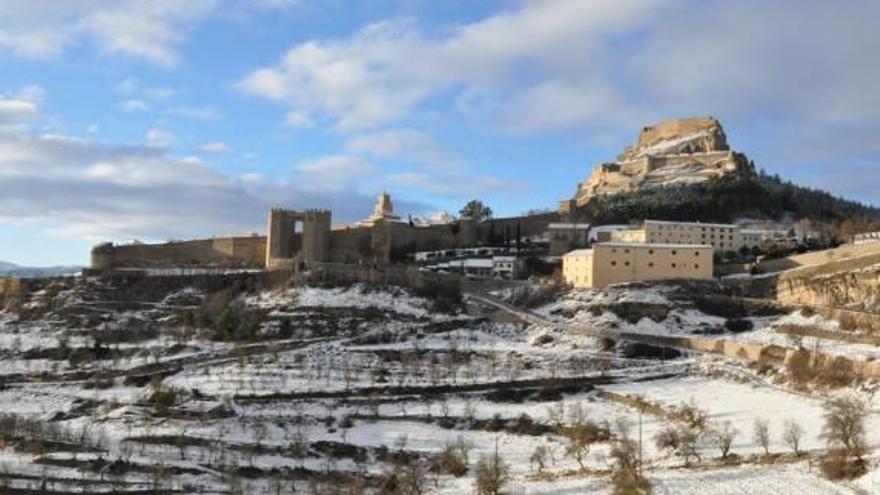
[611,220,764,253]
[563,242,714,289]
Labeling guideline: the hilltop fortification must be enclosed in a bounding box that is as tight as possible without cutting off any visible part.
[563,117,753,211]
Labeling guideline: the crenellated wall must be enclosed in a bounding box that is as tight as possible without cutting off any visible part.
[90,212,558,271]
[91,236,267,270]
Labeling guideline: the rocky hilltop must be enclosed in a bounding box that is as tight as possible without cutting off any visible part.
[565,117,753,209]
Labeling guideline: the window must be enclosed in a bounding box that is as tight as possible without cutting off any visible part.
[695,264,700,269]
[694,251,700,256]
[671,250,677,255]
[624,249,630,254]
[624,261,630,267]
[648,249,654,254]
[671,263,677,268]
[611,261,617,266]
[648,262,654,267]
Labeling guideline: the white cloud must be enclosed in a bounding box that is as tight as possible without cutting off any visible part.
[293,155,376,192]
[199,141,228,153]
[346,128,454,166]
[0,99,39,123]
[238,0,880,145]
[0,85,43,123]
[145,127,175,147]
[238,0,664,131]
[15,85,45,103]
[120,99,149,112]
[116,77,139,93]
[0,126,407,241]
[0,0,219,66]
[284,110,313,128]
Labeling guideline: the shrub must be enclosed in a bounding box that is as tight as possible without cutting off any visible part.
[473,445,510,495]
[610,438,651,495]
[786,349,815,385]
[819,449,868,480]
[670,399,708,430]
[149,387,181,413]
[439,445,468,477]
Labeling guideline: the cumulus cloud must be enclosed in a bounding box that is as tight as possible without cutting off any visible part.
[238,0,880,141]
[0,100,39,123]
[237,0,665,131]
[0,126,410,242]
[0,0,219,65]
[0,85,44,123]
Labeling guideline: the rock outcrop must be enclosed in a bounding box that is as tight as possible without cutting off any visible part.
[563,117,753,211]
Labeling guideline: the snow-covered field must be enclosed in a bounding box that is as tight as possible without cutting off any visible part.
[0,276,878,494]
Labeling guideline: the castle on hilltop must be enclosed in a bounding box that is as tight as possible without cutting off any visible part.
[560,116,753,212]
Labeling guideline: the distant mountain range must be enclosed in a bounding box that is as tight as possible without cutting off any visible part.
[0,261,81,278]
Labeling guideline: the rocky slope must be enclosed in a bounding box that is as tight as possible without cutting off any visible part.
[566,116,753,209]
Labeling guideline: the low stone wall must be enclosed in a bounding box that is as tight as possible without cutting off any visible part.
[595,328,880,378]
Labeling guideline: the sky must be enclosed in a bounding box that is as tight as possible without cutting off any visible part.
[0,0,878,266]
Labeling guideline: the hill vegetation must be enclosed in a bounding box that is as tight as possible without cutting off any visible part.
[579,169,880,235]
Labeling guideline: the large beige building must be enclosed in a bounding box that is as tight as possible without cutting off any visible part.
[563,242,714,289]
[611,220,761,254]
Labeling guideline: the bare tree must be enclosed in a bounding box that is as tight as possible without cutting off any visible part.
[782,419,804,456]
[563,421,604,469]
[752,418,771,456]
[711,420,739,459]
[474,441,510,495]
[821,394,870,460]
[530,444,548,473]
[654,423,701,466]
[610,436,651,495]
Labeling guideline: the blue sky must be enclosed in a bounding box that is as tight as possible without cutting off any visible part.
[0,0,878,266]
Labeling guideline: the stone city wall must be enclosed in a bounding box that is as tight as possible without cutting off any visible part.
[92,236,266,270]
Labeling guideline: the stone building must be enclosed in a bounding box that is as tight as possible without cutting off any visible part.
[545,222,590,255]
[265,209,332,270]
[563,242,714,289]
[357,191,403,227]
[610,220,762,254]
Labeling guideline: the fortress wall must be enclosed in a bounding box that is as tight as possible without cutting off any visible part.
[329,227,375,264]
[211,236,267,267]
[636,117,719,149]
[92,236,267,270]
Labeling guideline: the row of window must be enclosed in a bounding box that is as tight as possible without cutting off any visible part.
[610,260,701,269]
[655,225,735,232]
[611,248,702,256]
